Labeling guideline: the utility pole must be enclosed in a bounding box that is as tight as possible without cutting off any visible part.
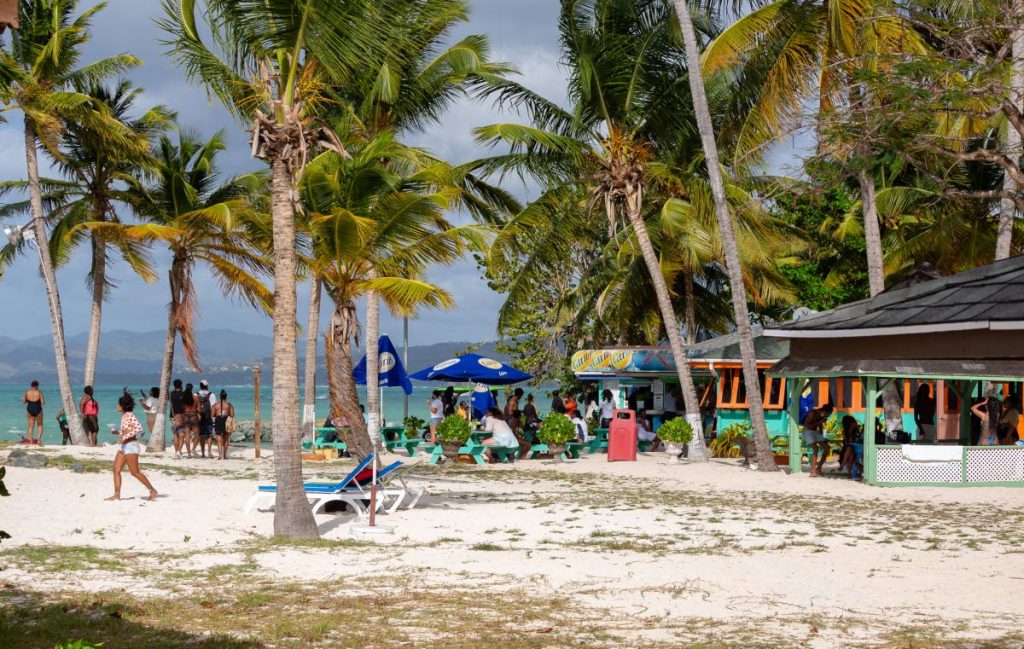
[253,365,261,459]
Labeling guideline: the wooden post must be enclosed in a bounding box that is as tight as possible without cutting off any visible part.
[253,365,262,459]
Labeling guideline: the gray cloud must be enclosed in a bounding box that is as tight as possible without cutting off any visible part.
[0,0,563,345]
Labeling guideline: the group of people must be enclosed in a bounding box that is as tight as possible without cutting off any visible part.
[167,379,235,460]
[18,379,235,460]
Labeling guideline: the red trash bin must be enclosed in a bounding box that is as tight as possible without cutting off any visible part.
[608,409,637,462]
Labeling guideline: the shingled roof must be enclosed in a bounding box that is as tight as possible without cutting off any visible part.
[766,256,1024,336]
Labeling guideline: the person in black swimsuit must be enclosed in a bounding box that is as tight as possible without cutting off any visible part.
[22,380,44,445]
[212,390,234,460]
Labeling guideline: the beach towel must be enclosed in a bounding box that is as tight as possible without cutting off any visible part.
[900,445,962,462]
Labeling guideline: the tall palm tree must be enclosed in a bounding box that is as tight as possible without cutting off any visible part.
[302,134,486,457]
[0,0,141,445]
[84,130,273,451]
[161,0,395,538]
[669,0,783,469]
[1,82,171,386]
[476,0,716,457]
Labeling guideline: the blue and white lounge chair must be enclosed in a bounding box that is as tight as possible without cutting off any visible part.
[243,455,377,515]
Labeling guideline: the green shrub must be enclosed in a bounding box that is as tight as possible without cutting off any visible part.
[709,421,751,458]
[436,415,471,444]
[537,412,576,446]
[403,416,425,439]
[657,418,693,445]
[56,642,102,649]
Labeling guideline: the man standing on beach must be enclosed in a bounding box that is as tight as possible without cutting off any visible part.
[550,389,566,414]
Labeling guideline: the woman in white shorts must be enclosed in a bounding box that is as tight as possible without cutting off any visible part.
[106,390,158,501]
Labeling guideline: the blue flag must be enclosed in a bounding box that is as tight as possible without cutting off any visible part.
[353,335,413,395]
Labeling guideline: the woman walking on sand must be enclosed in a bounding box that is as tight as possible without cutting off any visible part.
[22,380,44,445]
[106,390,157,502]
[212,390,234,460]
[80,385,100,447]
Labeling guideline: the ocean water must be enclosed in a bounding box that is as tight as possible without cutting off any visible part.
[0,384,443,443]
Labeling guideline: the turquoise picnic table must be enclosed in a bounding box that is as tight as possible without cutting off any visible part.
[382,425,421,456]
[529,441,585,460]
[302,426,347,453]
[586,428,609,454]
[420,437,487,465]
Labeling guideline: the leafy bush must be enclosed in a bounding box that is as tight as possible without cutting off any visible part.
[709,421,751,458]
[657,418,693,445]
[436,415,471,444]
[55,642,102,649]
[537,412,575,446]
[403,416,425,439]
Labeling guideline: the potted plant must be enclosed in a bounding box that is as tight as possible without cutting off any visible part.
[537,412,576,461]
[657,417,693,463]
[436,415,471,460]
[403,415,425,440]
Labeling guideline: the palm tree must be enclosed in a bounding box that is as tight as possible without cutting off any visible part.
[0,0,141,445]
[476,0,717,457]
[1,82,171,386]
[161,0,396,538]
[668,0,784,469]
[85,130,273,452]
[302,134,486,456]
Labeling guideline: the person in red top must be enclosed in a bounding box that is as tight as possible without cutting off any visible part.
[80,385,100,447]
[105,390,157,502]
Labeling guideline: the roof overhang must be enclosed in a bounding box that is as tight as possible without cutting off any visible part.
[768,357,1024,381]
[763,320,1024,339]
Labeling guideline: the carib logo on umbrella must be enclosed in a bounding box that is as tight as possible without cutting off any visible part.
[379,352,396,372]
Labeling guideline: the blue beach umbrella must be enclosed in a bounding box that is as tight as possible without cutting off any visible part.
[408,353,532,385]
[353,334,413,395]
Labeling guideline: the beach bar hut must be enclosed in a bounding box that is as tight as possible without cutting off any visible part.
[763,257,1024,486]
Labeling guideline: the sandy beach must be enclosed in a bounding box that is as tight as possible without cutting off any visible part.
[2,442,1023,648]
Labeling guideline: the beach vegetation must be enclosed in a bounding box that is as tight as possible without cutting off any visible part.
[436,414,471,444]
[537,411,576,446]
[708,421,751,459]
[656,417,693,445]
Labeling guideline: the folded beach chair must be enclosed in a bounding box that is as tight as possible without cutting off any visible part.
[244,454,378,515]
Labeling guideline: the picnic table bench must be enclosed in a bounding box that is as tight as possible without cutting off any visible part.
[302,427,347,453]
[528,441,584,460]
[420,439,487,465]
[586,428,609,454]
[382,426,421,456]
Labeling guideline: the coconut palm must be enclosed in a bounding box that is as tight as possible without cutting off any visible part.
[302,133,487,457]
[0,0,142,445]
[476,0,724,458]
[160,0,399,538]
[82,130,273,452]
[1,81,171,386]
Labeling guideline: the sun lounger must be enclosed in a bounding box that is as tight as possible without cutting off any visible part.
[243,455,388,516]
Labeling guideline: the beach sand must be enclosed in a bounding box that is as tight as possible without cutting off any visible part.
[2,443,1023,647]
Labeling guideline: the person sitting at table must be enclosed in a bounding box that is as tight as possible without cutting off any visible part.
[481,407,519,462]
[457,401,471,421]
[801,403,833,477]
[569,408,589,443]
[837,415,862,477]
[636,409,660,452]
[507,409,532,457]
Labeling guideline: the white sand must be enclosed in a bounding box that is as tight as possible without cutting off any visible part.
[3,443,1023,646]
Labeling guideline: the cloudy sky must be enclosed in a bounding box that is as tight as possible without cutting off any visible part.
[0,0,568,345]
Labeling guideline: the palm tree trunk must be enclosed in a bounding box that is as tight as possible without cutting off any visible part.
[147,268,178,453]
[998,3,1024,261]
[23,119,86,445]
[302,277,322,444]
[83,233,105,387]
[684,267,697,346]
[365,272,381,452]
[858,170,886,296]
[268,157,317,539]
[674,1,775,470]
[624,198,708,461]
[328,297,373,458]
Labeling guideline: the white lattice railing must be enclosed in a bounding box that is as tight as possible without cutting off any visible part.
[874,445,1024,485]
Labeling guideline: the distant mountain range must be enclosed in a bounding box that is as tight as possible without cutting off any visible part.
[0,329,505,385]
